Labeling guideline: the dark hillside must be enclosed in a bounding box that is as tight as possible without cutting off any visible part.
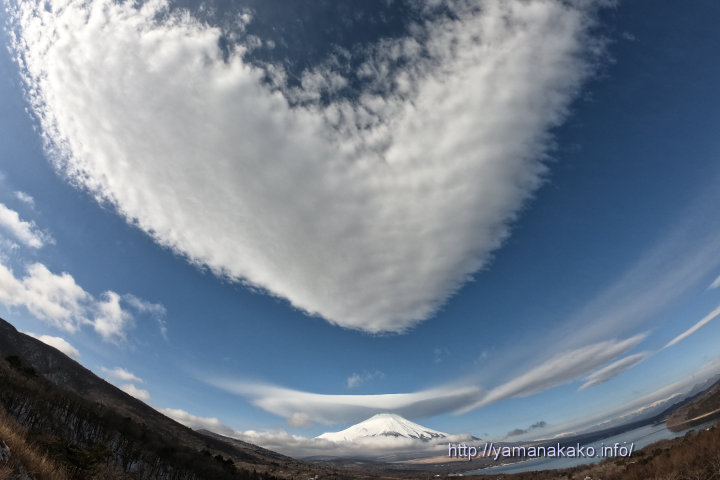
[0,317,352,479]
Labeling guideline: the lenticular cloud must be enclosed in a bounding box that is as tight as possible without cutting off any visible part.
[7,0,600,332]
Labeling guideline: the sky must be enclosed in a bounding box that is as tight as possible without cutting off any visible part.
[1,0,720,459]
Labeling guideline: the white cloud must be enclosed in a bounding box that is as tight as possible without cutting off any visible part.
[0,262,90,332]
[24,331,80,360]
[0,203,48,248]
[161,406,462,459]
[578,352,649,390]
[536,355,720,439]
[233,429,461,460]
[123,294,166,317]
[664,304,720,348]
[101,366,143,384]
[120,383,151,402]
[158,408,236,437]
[211,334,646,425]
[93,291,132,342]
[287,412,314,428]
[211,380,483,426]
[14,191,35,208]
[0,258,161,343]
[709,274,720,289]
[346,370,384,389]
[463,334,647,410]
[7,0,603,333]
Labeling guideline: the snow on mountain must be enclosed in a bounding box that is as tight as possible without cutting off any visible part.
[317,413,447,442]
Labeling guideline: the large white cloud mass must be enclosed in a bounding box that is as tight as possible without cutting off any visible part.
[7,0,602,332]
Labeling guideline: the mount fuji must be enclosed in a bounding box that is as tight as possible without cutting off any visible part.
[317,413,448,442]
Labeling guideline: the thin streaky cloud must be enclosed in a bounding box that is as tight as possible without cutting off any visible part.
[209,335,645,425]
[511,200,720,368]
[210,380,483,426]
[579,352,650,390]
[664,304,720,348]
[461,334,647,411]
[536,355,720,439]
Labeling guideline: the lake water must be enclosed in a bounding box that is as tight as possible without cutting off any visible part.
[466,420,716,475]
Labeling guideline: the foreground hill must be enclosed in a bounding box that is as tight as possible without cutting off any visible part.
[0,318,350,479]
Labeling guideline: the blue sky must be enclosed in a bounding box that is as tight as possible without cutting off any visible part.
[1,0,720,458]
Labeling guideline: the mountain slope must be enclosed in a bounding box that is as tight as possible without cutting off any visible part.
[665,377,720,430]
[0,317,343,479]
[317,413,447,442]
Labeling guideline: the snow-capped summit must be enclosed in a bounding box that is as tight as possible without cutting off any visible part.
[317,413,447,442]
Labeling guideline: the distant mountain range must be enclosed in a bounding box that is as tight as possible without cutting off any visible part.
[317,413,447,442]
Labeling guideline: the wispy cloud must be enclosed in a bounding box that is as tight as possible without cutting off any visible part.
[536,355,720,439]
[664,304,720,348]
[123,294,168,339]
[346,371,384,389]
[552,198,720,348]
[579,352,650,390]
[709,274,720,289]
[14,191,35,208]
[461,334,647,411]
[210,380,483,426]
[0,203,49,248]
[433,347,449,364]
[7,0,604,333]
[210,334,645,425]
[24,331,80,360]
[506,420,547,438]
[101,366,143,384]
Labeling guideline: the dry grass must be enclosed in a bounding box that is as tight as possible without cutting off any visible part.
[0,407,69,480]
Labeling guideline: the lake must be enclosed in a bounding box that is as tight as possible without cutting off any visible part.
[466,420,716,475]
